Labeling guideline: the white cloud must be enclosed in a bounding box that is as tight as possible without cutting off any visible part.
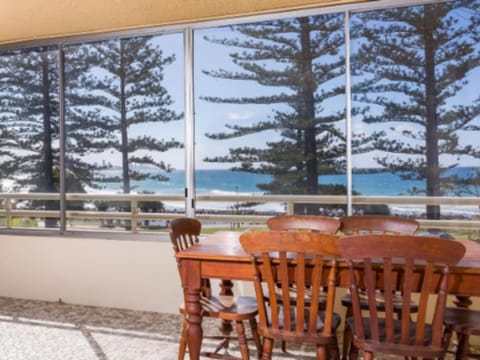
[227,111,255,121]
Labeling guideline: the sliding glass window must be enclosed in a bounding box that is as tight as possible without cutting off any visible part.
[0,0,478,236]
[63,33,185,232]
[0,46,60,229]
[194,12,347,224]
[351,0,480,238]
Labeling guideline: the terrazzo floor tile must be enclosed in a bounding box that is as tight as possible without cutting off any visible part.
[0,296,475,359]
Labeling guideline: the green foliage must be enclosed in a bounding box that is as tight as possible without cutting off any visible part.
[71,36,183,194]
[0,36,182,230]
[0,47,60,194]
[202,15,372,200]
[0,46,104,226]
[14,217,39,227]
[138,190,165,213]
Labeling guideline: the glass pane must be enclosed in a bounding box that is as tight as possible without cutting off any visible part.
[351,0,480,239]
[64,33,185,232]
[195,13,347,228]
[0,46,60,229]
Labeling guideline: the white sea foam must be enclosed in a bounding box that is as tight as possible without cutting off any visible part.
[3,178,478,219]
[74,186,480,218]
[391,205,478,218]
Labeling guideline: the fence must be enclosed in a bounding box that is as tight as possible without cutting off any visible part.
[0,192,478,234]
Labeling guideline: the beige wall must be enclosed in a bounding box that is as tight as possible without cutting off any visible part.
[0,233,182,313]
[0,233,478,346]
[0,0,372,45]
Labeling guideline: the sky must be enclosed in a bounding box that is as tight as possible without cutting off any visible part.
[78,0,480,172]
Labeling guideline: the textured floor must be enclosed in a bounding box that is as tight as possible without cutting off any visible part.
[0,296,474,359]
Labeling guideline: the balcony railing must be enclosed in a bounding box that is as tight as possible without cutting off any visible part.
[0,192,478,234]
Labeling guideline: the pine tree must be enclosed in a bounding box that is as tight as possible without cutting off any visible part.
[0,47,63,227]
[0,47,59,194]
[0,46,112,227]
[78,35,183,195]
[201,15,370,212]
[353,0,480,219]
[64,45,118,190]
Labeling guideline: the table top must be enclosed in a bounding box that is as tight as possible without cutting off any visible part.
[175,231,480,271]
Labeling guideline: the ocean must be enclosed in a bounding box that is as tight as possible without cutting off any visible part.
[92,167,480,217]
[98,167,476,197]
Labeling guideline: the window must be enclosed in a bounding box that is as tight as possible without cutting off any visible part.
[0,0,478,237]
[351,1,480,239]
[0,46,60,228]
[63,33,184,232]
[194,12,347,222]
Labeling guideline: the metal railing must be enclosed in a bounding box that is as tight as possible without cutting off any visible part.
[0,192,478,233]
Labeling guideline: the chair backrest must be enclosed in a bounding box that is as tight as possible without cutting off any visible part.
[336,234,465,353]
[267,214,341,234]
[340,215,419,235]
[169,217,202,253]
[169,218,211,297]
[240,230,340,341]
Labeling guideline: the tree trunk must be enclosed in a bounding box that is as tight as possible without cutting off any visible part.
[423,6,441,220]
[299,18,318,198]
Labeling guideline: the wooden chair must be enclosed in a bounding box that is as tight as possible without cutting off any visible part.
[339,214,420,359]
[339,215,419,236]
[240,230,342,360]
[266,214,341,234]
[442,306,480,360]
[266,214,341,353]
[170,218,262,360]
[336,234,466,360]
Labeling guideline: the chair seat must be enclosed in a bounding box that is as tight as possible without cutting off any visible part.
[267,305,341,333]
[444,307,480,334]
[180,295,258,321]
[347,317,433,346]
[341,290,418,312]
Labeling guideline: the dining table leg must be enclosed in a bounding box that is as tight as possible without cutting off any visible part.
[180,259,204,360]
[453,295,472,308]
[219,280,234,350]
[185,286,203,360]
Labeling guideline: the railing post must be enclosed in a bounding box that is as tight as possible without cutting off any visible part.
[131,199,138,234]
[5,198,11,229]
[286,201,294,215]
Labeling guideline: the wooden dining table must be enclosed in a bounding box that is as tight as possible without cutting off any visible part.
[175,231,480,360]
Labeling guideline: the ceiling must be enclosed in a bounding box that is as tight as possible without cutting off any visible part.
[0,0,373,45]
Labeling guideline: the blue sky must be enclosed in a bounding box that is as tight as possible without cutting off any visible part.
[82,2,480,172]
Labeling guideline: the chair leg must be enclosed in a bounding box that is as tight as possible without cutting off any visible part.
[220,319,234,352]
[248,318,262,358]
[342,306,353,360]
[342,325,352,360]
[316,345,327,360]
[261,338,273,360]
[441,325,455,360]
[456,332,470,360]
[236,321,250,360]
[363,351,374,360]
[349,342,359,360]
[178,317,188,360]
[328,339,340,360]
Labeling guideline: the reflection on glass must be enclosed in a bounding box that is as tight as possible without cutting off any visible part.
[64,33,184,231]
[0,46,60,228]
[351,0,480,232]
[195,13,347,221]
